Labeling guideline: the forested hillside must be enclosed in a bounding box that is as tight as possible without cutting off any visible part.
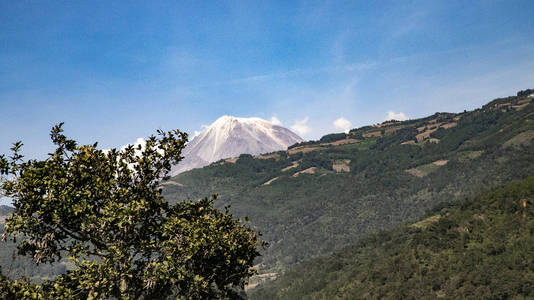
[163,90,534,276]
[1,90,534,286]
[0,207,69,283]
[251,176,534,299]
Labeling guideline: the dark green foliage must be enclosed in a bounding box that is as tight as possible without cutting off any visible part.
[319,133,347,143]
[287,141,317,149]
[0,124,260,299]
[517,89,534,97]
[2,90,533,297]
[162,91,534,277]
[349,125,374,134]
[250,177,534,299]
[372,126,418,150]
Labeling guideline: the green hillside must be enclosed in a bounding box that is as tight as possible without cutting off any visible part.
[0,206,69,283]
[250,176,534,299]
[163,90,534,276]
[1,89,534,286]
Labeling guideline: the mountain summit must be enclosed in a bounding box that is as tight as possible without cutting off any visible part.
[170,116,303,175]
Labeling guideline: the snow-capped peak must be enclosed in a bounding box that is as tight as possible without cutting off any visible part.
[170,116,303,175]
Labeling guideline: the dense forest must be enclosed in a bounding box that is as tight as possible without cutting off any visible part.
[250,176,534,299]
[1,90,534,292]
[163,90,534,278]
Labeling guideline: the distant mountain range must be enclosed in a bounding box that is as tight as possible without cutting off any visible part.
[170,116,302,175]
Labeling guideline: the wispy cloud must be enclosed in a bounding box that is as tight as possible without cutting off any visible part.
[103,137,147,155]
[203,62,376,88]
[389,10,429,39]
[290,117,311,137]
[270,116,283,126]
[192,124,209,139]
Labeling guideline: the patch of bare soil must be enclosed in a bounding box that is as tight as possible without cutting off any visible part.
[263,177,279,185]
[416,121,456,142]
[441,122,457,129]
[432,160,449,166]
[512,103,529,110]
[428,123,442,130]
[288,146,319,154]
[225,157,238,163]
[518,98,532,105]
[320,138,358,146]
[333,160,351,172]
[362,131,382,138]
[416,127,439,141]
[495,102,512,108]
[292,167,316,177]
[256,153,279,160]
[333,164,350,172]
[385,126,402,134]
[401,140,416,145]
[473,214,485,220]
[245,273,278,291]
[282,161,300,171]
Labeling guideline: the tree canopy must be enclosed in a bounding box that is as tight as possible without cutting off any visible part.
[251,177,534,299]
[0,123,260,299]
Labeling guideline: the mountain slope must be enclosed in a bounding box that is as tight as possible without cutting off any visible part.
[163,90,534,276]
[0,206,68,283]
[251,176,534,299]
[2,90,534,285]
[171,116,303,175]
[0,205,13,217]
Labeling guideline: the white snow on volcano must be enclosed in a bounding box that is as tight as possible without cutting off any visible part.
[170,116,303,175]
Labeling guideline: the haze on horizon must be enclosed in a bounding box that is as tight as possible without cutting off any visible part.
[1,0,534,159]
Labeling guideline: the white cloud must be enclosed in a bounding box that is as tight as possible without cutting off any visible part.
[102,137,146,155]
[121,137,146,152]
[333,117,352,133]
[101,137,149,172]
[384,111,409,121]
[270,116,283,126]
[192,124,209,139]
[290,117,311,137]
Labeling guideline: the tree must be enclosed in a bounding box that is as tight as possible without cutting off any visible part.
[0,123,260,299]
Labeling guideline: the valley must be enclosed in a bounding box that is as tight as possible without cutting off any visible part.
[3,2,534,297]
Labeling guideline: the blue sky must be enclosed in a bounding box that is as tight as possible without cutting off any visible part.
[1,0,534,164]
